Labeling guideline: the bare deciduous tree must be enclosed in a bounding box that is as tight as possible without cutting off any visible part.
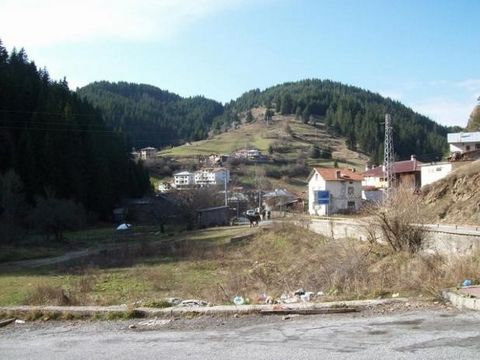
[364,185,425,253]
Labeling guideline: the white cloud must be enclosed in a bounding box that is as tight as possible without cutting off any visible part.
[0,0,248,48]
[411,96,476,127]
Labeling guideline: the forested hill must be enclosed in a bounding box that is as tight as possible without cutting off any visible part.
[0,42,151,218]
[217,79,450,164]
[77,81,224,148]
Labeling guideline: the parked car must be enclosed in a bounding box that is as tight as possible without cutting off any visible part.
[245,209,256,216]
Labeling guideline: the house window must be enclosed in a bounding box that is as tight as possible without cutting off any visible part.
[347,186,354,196]
[347,201,355,210]
[476,144,480,150]
[466,145,471,151]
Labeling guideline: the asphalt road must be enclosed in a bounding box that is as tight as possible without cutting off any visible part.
[2,310,480,359]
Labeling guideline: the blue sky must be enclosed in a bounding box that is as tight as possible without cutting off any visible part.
[0,0,479,127]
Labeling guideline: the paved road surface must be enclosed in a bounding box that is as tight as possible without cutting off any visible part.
[2,310,480,359]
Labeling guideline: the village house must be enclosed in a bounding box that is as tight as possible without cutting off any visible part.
[363,155,422,190]
[233,148,261,160]
[448,131,480,154]
[172,168,230,189]
[448,131,480,161]
[158,181,173,193]
[140,147,157,160]
[194,168,230,187]
[262,189,300,213]
[196,205,229,227]
[173,171,194,188]
[307,167,363,216]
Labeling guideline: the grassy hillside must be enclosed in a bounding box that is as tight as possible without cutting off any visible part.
[218,79,449,164]
[158,108,368,194]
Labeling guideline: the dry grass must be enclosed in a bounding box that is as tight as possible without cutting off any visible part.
[422,160,480,225]
[25,286,77,306]
[5,224,480,306]
[219,223,480,301]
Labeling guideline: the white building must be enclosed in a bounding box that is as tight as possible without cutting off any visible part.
[173,171,194,188]
[307,167,363,216]
[420,162,453,187]
[194,168,230,186]
[158,182,173,193]
[447,132,480,154]
[140,147,157,160]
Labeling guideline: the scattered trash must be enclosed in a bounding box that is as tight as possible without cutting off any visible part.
[280,293,299,304]
[179,299,208,307]
[116,223,132,231]
[265,296,274,304]
[462,279,473,287]
[316,291,325,297]
[257,293,267,303]
[233,296,245,305]
[282,315,291,321]
[166,297,182,306]
[128,324,137,329]
[15,319,26,324]
[233,313,240,318]
[300,292,315,302]
[137,319,171,327]
[392,293,400,298]
[294,288,306,296]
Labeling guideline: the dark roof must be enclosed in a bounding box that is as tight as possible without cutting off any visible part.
[363,159,423,177]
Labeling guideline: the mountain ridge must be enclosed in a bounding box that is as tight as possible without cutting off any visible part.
[78,79,453,165]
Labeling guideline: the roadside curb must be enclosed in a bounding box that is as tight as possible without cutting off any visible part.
[0,298,408,320]
[442,289,480,311]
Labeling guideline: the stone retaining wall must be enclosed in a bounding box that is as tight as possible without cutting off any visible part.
[306,218,480,256]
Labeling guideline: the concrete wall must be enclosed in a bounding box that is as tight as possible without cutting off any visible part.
[306,218,480,256]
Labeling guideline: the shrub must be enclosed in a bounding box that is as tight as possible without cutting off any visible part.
[25,286,76,306]
[363,186,426,253]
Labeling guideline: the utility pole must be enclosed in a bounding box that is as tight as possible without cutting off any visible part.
[224,169,228,207]
[384,114,395,200]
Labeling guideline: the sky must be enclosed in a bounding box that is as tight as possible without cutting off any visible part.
[0,0,479,127]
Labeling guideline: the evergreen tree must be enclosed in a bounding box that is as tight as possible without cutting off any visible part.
[0,42,151,221]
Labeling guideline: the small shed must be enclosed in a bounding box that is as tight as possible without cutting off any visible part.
[197,206,229,227]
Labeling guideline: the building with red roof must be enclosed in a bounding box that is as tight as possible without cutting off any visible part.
[362,155,422,190]
[307,167,363,216]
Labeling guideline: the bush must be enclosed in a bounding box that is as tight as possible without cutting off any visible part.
[363,186,426,253]
[25,286,76,306]
[268,141,292,154]
[265,167,282,179]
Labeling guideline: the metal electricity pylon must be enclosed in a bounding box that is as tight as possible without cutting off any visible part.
[384,114,395,200]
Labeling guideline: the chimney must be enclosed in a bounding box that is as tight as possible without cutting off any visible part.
[336,170,341,179]
[411,154,417,169]
[410,154,416,161]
